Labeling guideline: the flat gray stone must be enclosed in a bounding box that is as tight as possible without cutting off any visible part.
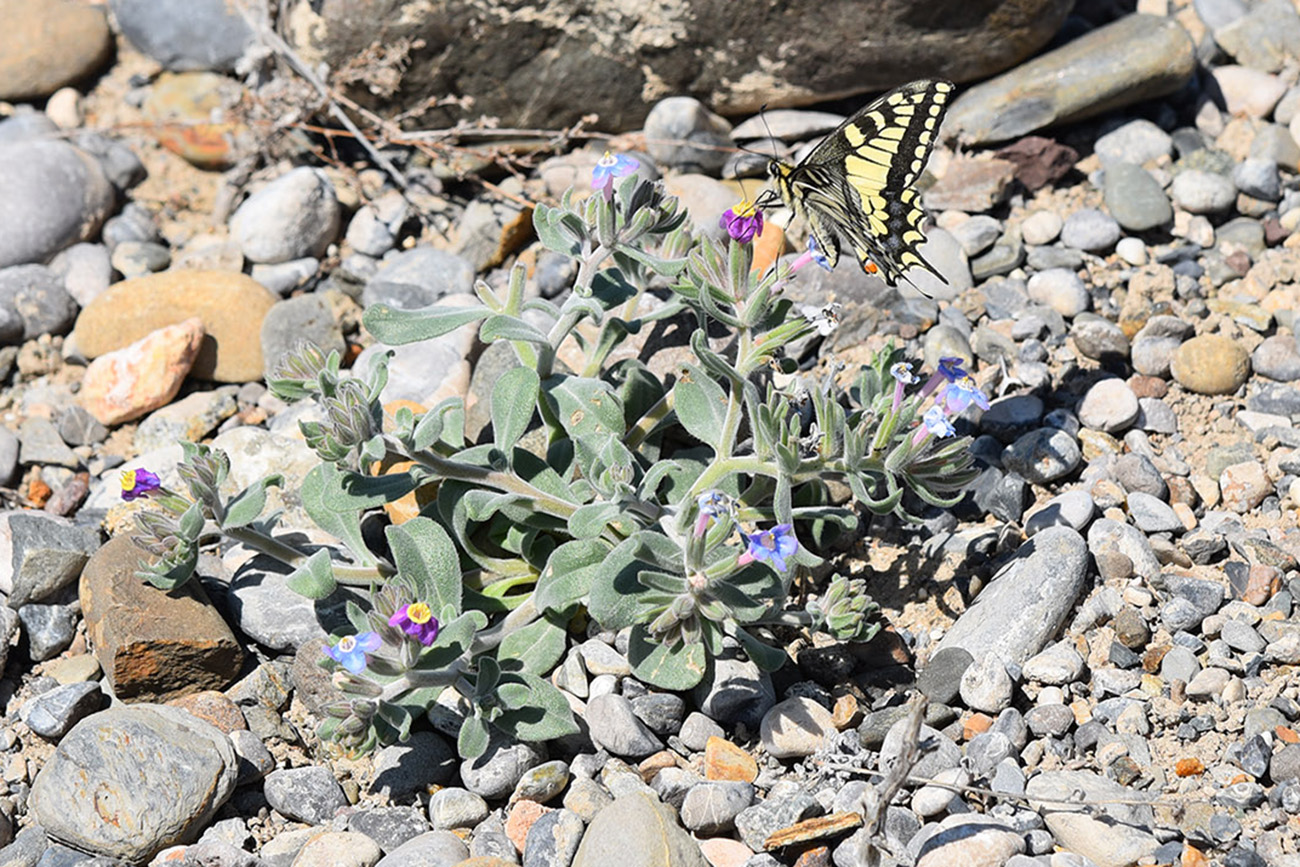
[933,527,1089,666]
[30,704,237,863]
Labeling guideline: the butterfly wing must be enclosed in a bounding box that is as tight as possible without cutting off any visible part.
[769,79,953,288]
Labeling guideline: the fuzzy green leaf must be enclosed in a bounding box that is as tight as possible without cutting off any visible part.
[567,501,624,539]
[458,714,491,759]
[480,315,550,345]
[364,303,489,345]
[535,539,609,612]
[735,626,789,672]
[491,367,539,454]
[497,611,569,676]
[386,517,462,617]
[301,464,375,567]
[543,375,626,438]
[493,673,579,742]
[674,364,728,449]
[284,548,337,600]
[221,474,284,530]
[627,625,707,690]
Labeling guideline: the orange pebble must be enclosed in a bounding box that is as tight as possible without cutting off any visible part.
[1175,757,1205,777]
[1278,726,1300,744]
[963,712,994,739]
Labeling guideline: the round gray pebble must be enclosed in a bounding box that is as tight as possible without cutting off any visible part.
[1060,208,1121,252]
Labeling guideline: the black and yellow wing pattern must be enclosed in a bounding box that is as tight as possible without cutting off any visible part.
[759,79,954,290]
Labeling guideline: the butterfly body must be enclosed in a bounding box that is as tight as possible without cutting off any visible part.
[758,79,954,289]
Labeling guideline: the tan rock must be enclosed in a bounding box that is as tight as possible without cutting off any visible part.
[73,270,278,382]
[80,534,245,702]
[80,318,204,425]
[1170,334,1251,395]
[0,0,112,102]
[704,736,758,783]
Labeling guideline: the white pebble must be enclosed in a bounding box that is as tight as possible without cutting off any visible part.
[1115,237,1147,266]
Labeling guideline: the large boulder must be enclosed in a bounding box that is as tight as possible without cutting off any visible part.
[283,0,1073,131]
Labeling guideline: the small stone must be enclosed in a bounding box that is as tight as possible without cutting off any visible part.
[109,0,253,73]
[645,97,731,173]
[522,807,585,867]
[1171,169,1237,214]
[705,736,758,783]
[375,831,468,866]
[1026,268,1090,318]
[429,787,489,830]
[1211,65,1287,117]
[512,760,570,805]
[679,712,723,752]
[1024,490,1095,536]
[461,736,547,800]
[1022,642,1086,686]
[361,246,477,312]
[587,694,664,758]
[72,270,278,383]
[1171,335,1251,394]
[1127,492,1183,533]
[1077,378,1139,433]
[759,698,836,759]
[80,318,205,425]
[960,652,1014,713]
[264,766,347,825]
[1103,162,1172,231]
[290,830,382,867]
[0,264,78,340]
[1061,208,1121,252]
[1252,335,1300,382]
[230,167,340,265]
[370,731,457,799]
[20,681,102,739]
[570,790,707,867]
[1071,314,1131,362]
[260,294,345,381]
[680,781,754,834]
[1220,461,1269,512]
[1021,211,1063,246]
[1002,428,1082,484]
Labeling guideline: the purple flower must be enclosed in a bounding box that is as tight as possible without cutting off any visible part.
[738,524,798,572]
[389,602,440,646]
[592,151,639,200]
[324,631,381,674]
[890,362,918,412]
[943,375,991,413]
[720,200,764,243]
[789,236,833,274]
[912,405,956,446]
[919,357,972,400]
[695,490,733,537]
[120,468,162,501]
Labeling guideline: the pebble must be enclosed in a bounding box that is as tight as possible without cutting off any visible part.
[1116,237,1148,266]
[1171,335,1251,394]
[461,736,547,800]
[1211,65,1287,117]
[523,807,585,867]
[429,788,490,830]
[680,781,754,834]
[1025,771,1159,867]
[1251,335,1300,381]
[373,830,468,866]
[1021,211,1062,246]
[1131,315,1193,378]
[18,602,79,662]
[291,830,383,867]
[264,766,348,825]
[959,652,1014,713]
[693,652,775,730]
[260,294,346,381]
[644,97,732,174]
[571,790,707,867]
[0,264,77,341]
[1220,461,1270,513]
[1096,119,1174,165]
[230,167,341,264]
[29,704,237,863]
[0,140,115,269]
[1077,379,1139,433]
[73,270,278,383]
[1127,491,1183,533]
[1026,269,1090,318]
[734,785,821,852]
[913,815,1026,866]
[109,0,254,73]
[370,731,457,799]
[362,247,477,311]
[252,257,319,296]
[944,14,1195,144]
[0,1,112,101]
[19,681,102,739]
[1171,170,1237,214]
[1103,162,1172,231]
[1088,518,1162,580]
[587,694,664,758]
[1060,208,1121,252]
[48,242,112,308]
[1024,490,1095,536]
[80,317,205,425]
[1001,428,1082,484]
[1070,314,1130,361]
[758,697,836,759]
[936,527,1089,666]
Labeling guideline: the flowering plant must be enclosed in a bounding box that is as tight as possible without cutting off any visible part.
[126,165,979,758]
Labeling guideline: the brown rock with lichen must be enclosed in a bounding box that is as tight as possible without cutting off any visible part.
[80,534,244,702]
